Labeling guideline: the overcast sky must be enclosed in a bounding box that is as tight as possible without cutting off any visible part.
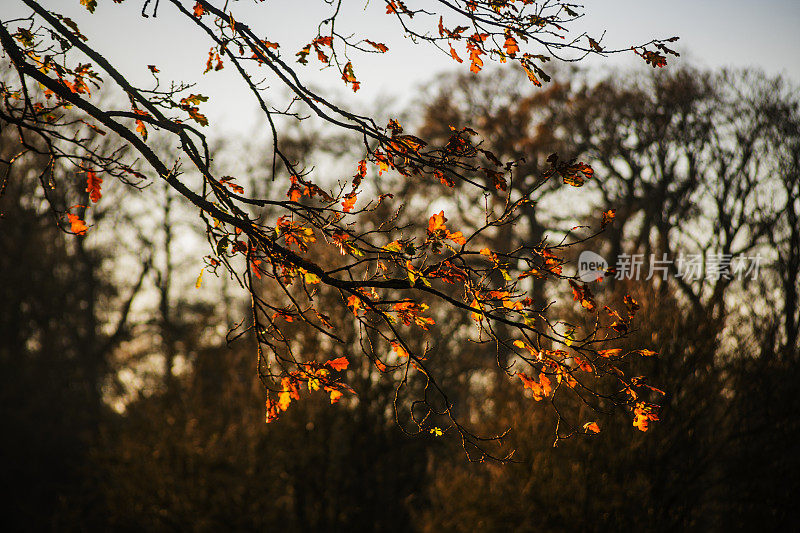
[8,1,800,133]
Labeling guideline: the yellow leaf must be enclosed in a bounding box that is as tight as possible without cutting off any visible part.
[329,389,343,404]
[302,269,321,284]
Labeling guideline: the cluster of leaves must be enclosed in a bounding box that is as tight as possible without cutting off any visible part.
[0,0,677,458]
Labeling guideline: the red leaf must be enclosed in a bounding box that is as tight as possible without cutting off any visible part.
[365,39,388,52]
[85,170,102,203]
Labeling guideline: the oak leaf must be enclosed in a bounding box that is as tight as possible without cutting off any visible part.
[85,170,102,203]
[67,213,88,235]
[325,357,349,371]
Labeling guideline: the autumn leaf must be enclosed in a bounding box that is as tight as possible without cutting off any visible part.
[624,294,641,314]
[583,422,601,434]
[179,94,209,126]
[587,37,603,52]
[301,269,321,285]
[251,258,262,279]
[265,399,280,423]
[134,109,148,140]
[393,300,435,329]
[518,371,551,401]
[640,49,667,68]
[325,357,349,371]
[633,402,660,431]
[449,45,462,63]
[518,372,537,390]
[195,268,204,289]
[204,48,223,73]
[342,192,357,212]
[448,231,466,246]
[193,1,204,17]
[341,62,360,92]
[328,389,343,404]
[347,294,362,315]
[382,241,403,254]
[503,35,519,56]
[67,213,88,235]
[85,170,102,203]
[466,33,487,73]
[391,342,409,358]
[80,0,97,14]
[364,39,388,52]
[278,381,299,411]
[181,93,208,106]
[187,107,207,126]
[219,176,244,194]
[287,182,303,202]
[469,51,483,73]
[296,44,311,64]
[428,210,447,234]
[14,28,34,47]
[569,280,595,311]
[563,162,593,187]
[574,357,593,373]
[601,209,615,228]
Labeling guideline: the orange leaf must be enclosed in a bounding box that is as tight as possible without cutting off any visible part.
[347,294,362,315]
[503,35,519,56]
[67,213,88,235]
[391,342,409,358]
[251,258,262,279]
[574,356,593,373]
[449,44,463,63]
[469,54,483,73]
[448,231,466,246]
[601,209,615,228]
[364,39,388,52]
[342,192,357,212]
[583,422,600,434]
[325,357,349,371]
[193,2,204,17]
[85,170,102,203]
[428,210,447,234]
[328,389,343,404]
[633,403,660,431]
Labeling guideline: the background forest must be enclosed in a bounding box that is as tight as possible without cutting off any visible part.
[2,64,799,531]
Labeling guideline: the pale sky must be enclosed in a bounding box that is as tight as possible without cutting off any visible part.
[6,1,800,133]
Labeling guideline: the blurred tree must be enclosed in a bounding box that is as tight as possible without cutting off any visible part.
[0,118,147,529]
[411,66,800,531]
